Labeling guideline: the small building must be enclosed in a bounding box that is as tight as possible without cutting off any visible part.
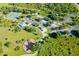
[67,14,78,17]
[49,27,56,30]
[25,16,31,21]
[38,27,47,33]
[49,21,59,30]
[37,15,45,19]
[19,22,27,29]
[64,17,72,23]
[33,20,41,25]
[25,16,33,24]
[44,17,49,21]
[41,20,48,25]
[51,23,58,28]
[58,22,63,25]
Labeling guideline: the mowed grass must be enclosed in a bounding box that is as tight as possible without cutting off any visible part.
[0,27,42,56]
[0,4,12,8]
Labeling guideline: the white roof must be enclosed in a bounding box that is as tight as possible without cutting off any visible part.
[19,22,27,27]
[37,15,45,18]
[41,20,48,24]
[39,27,47,33]
[51,23,58,28]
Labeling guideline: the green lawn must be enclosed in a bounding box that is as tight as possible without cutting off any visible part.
[0,27,42,56]
[0,4,12,8]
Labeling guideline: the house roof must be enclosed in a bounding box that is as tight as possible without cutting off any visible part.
[41,20,48,24]
[33,20,41,24]
[25,16,31,20]
[19,22,27,28]
[39,27,47,33]
[37,15,45,18]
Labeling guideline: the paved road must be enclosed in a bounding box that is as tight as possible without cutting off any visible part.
[51,25,79,33]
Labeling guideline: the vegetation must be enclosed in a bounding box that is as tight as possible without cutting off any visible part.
[0,3,79,56]
[71,30,79,38]
[24,26,36,33]
[0,42,3,54]
[37,36,79,56]
[4,42,11,47]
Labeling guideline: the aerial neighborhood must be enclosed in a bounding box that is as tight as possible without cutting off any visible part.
[0,3,79,56]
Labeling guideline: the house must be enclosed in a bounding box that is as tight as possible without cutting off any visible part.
[33,20,41,25]
[38,27,47,33]
[64,17,72,23]
[48,21,59,30]
[44,17,49,21]
[41,20,48,25]
[25,16,33,24]
[25,16,31,21]
[67,14,78,17]
[37,15,45,19]
[19,22,27,29]
[51,23,58,28]
[58,22,63,25]
[49,26,56,30]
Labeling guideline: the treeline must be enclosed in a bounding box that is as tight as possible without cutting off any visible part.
[0,3,78,17]
[10,3,79,14]
[37,36,79,56]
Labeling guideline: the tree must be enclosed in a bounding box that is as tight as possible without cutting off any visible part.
[14,26,21,32]
[71,30,79,37]
[24,26,36,33]
[49,32,58,39]
[14,46,20,51]
[3,54,8,56]
[32,23,39,27]
[37,35,79,56]
[4,42,11,47]
[5,38,8,40]
[43,22,51,27]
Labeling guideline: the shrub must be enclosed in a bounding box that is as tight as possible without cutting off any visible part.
[4,42,11,47]
[14,46,20,51]
[3,54,8,56]
[5,38,8,40]
[49,32,58,39]
[24,26,36,33]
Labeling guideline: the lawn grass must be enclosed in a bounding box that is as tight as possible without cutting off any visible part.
[0,27,42,56]
[0,4,12,8]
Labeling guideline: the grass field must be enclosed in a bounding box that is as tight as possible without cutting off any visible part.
[0,27,42,56]
[0,4,12,8]
[0,3,79,56]
[0,4,43,55]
